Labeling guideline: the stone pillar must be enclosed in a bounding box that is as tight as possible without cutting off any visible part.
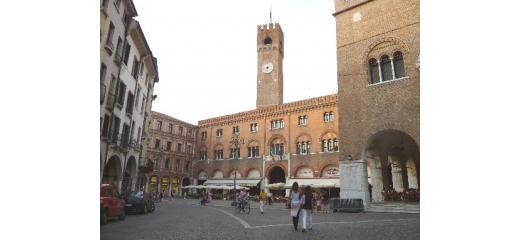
[117,179,123,193]
[389,155,404,192]
[339,158,370,209]
[367,153,384,202]
[406,159,419,189]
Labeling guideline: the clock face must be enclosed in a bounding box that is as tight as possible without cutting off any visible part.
[262,62,274,74]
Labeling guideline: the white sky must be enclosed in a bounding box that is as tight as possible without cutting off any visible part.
[133,0,338,125]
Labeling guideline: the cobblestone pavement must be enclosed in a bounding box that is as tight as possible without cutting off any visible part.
[101,199,419,240]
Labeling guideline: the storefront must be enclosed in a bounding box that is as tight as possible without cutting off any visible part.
[172,177,179,195]
[161,177,170,193]
[150,175,159,193]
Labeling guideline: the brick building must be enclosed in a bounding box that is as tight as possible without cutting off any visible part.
[193,23,341,197]
[333,0,420,204]
[144,112,197,196]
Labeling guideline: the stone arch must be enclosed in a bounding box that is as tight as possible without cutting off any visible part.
[246,168,261,178]
[267,165,286,184]
[265,163,286,179]
[363,129,419,202]
[320,164,340,178]
[294,133,312,144]
[294,165,314,178]
[267,134,287,145]
[212,169,224,178]
[246,139,260,146]
[319,130,338,140]
[102,155,122,186]
[122,156,138,193]
[364,36,408,62]
[228,169,242,178]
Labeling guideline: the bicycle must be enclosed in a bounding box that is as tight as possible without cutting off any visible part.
[235,197,251,214]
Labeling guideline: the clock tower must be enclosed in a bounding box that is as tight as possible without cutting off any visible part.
[256,23,284,108]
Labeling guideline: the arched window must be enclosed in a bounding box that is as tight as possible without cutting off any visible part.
[380,55,393,81]
[264,37,272,45]
[369,58,380,84]
[393,51,406,78]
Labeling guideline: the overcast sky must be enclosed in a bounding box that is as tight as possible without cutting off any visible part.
[133,0,338,125]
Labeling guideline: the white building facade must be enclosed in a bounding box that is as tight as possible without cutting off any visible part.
[100,0,159,194]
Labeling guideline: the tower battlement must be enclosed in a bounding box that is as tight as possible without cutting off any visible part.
[257,22,281,31]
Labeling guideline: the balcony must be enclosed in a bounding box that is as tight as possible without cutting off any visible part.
[100,83,106,104]
[104,41,114,55]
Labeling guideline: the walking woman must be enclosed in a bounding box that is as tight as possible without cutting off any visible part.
[301,186,313,232]
[289,182,302,231]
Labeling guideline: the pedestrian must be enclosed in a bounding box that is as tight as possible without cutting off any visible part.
[301,186,313,232]
[289,182,302,231]
[159,191,163,202]
[259,189,268,214]
[208,191,212,202]
[267,191,273,205]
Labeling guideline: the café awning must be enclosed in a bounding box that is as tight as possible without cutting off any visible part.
[286,178,340,188]
[203,178,262,187]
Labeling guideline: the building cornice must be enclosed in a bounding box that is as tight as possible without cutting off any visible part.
[198,94,338,128]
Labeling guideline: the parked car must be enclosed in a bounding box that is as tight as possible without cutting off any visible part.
[125,191,155,214]
[100,184,126,225]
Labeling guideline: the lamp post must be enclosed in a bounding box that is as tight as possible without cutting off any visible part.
[230,133,243,206]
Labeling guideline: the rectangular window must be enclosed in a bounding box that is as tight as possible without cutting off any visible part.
[179,126,184,136]
[177,143,182,152]
[298,115,308,126]
[230,148,240,159]
[200,151,208,160]
[156,121,162,131]
[110,117,120,143]
[106,22,114,47]
[101,115,110,137]
[167,141,172,151]
[214,150,224,160]
[270,144,284,156]
[232,126,240,134]
[187,144,192,154]
[201,131,207,140]
[132,57,139,79]
[117,82,126,106]
[121,124,130,147]
[135,88,140,108]
[164,159,170,169]
[101,0,109,9]
[168,123,173,133]
[123,43,131,66]
[125,92,134,115]
[248,146,260,158]
[115,37,123,61]
[100,63,107,82]
[188,129,193,137]
[271,119,284,129]
[175,159,180,171]
[216,129,222,137]
[155,139,161,149]
[250,123,258,132]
